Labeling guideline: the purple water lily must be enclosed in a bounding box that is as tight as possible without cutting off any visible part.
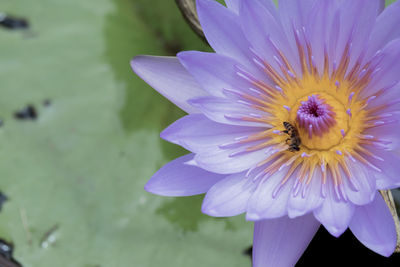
[131,0,400,266]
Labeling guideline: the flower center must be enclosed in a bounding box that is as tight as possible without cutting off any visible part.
[296,94,336,137]
[290,92,349,150]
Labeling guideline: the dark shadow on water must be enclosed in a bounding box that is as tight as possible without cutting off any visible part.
[103,0,209,135]
[103,0,184,134]
[244,227,400,266]
[298,227,400,266]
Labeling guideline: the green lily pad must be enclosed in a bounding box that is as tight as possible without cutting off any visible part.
[0,0,252,266]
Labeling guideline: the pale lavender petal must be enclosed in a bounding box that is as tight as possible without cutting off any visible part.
[278,0,316,30]
[243,0,279,19]
[363,83,400,111]
[364,38,400,97]
[202,172,256,216]
[225,0,239,13]
[313,180,355,237]
[336,0,380,73]
[363,118,400,151]
[367,1,400,59]
[161,114,260,153]
[194,145,268,174]
[305,0,337,75]
[144,154,225,196]
[279,0,316,67]
[131,56,208,114]
[189,96,271,127]
[196,0,268,82]
[287,167,324,218]
[246,165,296,220]
[239,0,300,75]
[364,149,400,190]
[177,51,252,98]
[365,39,400,98]
[341,159,377,206]
[253,214,320,267]
[349,194,397,257]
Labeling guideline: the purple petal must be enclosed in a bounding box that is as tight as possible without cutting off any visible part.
[194,144,268,174]
[335,0,380,73]
[313,180,355,237]
[305,0,337,75]
[131,56,208,114]
[196,0,266,81]
[287,167,324,218]
[367,1,400,59]
[278,0,316,30]
[364,149,400,190]
[246,165,296,220]
[177,51,254,98]
[161,114,261,153]
[278,0,316,69]
[364,38,400,97]
[201,172,256,217]
[225,0,239,13]
[189,96,271,127]
[349,194,397,257]
[253,214,320,267]
[239,0,300,75]
[144,154,225,196]
[363,82,400,112]
[341,159,376,206]
[363,117,400,152]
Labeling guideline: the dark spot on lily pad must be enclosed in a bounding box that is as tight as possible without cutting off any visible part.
[243,246,252,258]
[14,105,37,120]
[0,192,8,211]
[0,239,22,267]
[0,13,29,30]
[43,99,51,107]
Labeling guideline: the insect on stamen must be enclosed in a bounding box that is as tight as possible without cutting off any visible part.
[282,122,301,152]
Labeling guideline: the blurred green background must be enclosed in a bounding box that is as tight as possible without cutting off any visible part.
[0,0,398,266]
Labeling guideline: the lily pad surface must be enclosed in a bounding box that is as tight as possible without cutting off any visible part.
[0,0,252,266]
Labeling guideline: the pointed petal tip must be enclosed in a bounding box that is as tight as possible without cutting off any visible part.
[326,226,347,238]
[129,55,209,114]
[246,212,261,221]
[144,154,225,197]
[375,246,395,257]
[288,209,307,219]
[143,179,163,196]
[176,51,189,65]
[130,55,152,74]
[201,201,244,218]
[350,194,397,257]
[176,51,191,60]
[201,204,219,217]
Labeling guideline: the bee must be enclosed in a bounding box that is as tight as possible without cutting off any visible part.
[282,122,301,152]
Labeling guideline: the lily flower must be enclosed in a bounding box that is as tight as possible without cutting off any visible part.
[131,0,400,266]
